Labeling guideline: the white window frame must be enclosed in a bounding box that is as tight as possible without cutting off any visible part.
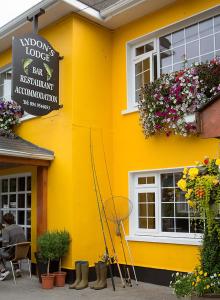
[0,64,35,122]
[127,167,202,245]
[123,5,220,114]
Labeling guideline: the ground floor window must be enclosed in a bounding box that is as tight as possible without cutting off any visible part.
[129,168,203,243]
[0,174,31,241]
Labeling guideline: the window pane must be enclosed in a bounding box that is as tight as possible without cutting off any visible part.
[162,203,174,217]
[200,36,214,55]
[161,188,174,202]
[136,46,144,56]
[139,203,147,217]
[143,59,150,71]
[27,194,31,208]
[147,177,155,184]
[135,74,142,90]
[18,194,25,208]
[199,18,213,37]
[148,203,155,217]
[176,218,189,232]
[175,203,188,217]
[173,46,185,63]
[215,33,220,50]
[143,70,150,84]
[175,189,186,202]
[160,51,172,67]
[2,195,8,208]
[161,66,172,74]
[147,193,155,203]
[135,90,141,102]
[201,52,214,63]
[153,54,157,80]
[185,24,198,42]
[190,219,204,233]
[187,57,199,66]
[148,218,155,229]
[186,40,199,59]
[2,179,8,193]
[135,62,142,74]
[162,218,174,232]
[144,42,154,52]
[27,211,31,226]
[161,173,173,187]
[10,178,16,192]
[160,35,171,51]
[139,218,147,228]
[27,228,31,242]
[138,193,146,203]
[214,15,220,32]
[172,29,184,47]
[9,194,16,209]
[173,63,184,72]
[27,176,31,191]
[174,172,182,186]
[18,211,25,225]
[18,177,25,191]
[138,177,146,184]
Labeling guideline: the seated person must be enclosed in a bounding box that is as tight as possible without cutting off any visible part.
[0,213,26,281]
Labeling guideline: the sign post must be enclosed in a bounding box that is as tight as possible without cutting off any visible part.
[11,11,61,116]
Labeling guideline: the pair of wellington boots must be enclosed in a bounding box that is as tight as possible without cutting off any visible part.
[69,261,89,290]
[90,261,107,290]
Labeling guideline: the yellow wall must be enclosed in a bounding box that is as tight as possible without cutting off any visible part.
[112,0,220,272]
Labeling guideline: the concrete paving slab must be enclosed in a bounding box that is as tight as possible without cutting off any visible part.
[0,273,177,300]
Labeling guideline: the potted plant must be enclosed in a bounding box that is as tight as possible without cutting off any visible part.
[53,230,71,287]
[170,157,220,299]
[38,231,59,289]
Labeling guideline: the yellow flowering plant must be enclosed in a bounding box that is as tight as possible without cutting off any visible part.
[177,157,220,236]
[170,269,220,297]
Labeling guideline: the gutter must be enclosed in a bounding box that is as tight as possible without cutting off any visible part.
[100,0,146,18]
[0,0,103,40]
[0,148,54,160]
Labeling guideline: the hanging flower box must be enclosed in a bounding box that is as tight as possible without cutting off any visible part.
[138,58,220,138]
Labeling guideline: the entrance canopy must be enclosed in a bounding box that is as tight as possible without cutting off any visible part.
[0,135,54,167]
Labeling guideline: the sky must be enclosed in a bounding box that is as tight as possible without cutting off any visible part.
[0,0,42,27]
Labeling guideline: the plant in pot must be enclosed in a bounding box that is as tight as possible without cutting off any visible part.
[38,231,59,289]
[170,157,220,299]
[53,230,71,287]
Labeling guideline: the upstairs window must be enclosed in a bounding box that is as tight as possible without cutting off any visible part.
[127,14,220,109]
[0,67,12,102]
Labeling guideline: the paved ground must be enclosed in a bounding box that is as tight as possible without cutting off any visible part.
[0,273,177,300]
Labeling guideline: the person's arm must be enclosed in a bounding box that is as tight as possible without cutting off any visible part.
[2,228,9,247]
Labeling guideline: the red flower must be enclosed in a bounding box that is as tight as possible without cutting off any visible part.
[204,158,209,165]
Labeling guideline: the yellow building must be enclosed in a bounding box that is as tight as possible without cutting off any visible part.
[0,0,220,285]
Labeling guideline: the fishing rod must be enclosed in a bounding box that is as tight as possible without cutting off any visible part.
[100,131,138,286]
[90,134,126,288]
[89,129,116,291]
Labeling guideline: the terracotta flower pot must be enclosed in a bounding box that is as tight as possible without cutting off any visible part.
[41,273,55,289]
[53,271,67,287]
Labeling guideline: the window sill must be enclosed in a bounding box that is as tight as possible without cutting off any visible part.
[121,106,138,115]
[126,235,202,245]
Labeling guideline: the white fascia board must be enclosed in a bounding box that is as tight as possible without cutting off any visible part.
[62,0,103,20]
[0,149,54,160]
[100,0,146,19]
[0,0,103,40]
[0,0,58,39]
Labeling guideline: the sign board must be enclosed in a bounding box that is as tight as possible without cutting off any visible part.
[12,33,59,116]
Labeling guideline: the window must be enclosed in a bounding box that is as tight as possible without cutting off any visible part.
[0,174,32,241]
[129,169,203,244]
[0,66,33,120]
[127,14,220,109]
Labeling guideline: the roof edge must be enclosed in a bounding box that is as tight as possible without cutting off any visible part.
[100,0,146,18]
[0,148,54,160]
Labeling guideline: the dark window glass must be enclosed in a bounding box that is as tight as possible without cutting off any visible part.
[148,218,155,229]
[139,218,147,228]
[27,194,31,208]
[161,173,173,187]
[162,218,174,232]
[27,176,31,191]
[175,203,188,217]
[139,204,147,217]
[160,35,171,51]
[27,211,31,226]
[18,194,25,208]
[2,195,8,208]
[162,203,174,217]
[9,194,16,209]
[161,188,174,202]
[18,211,25,225]
[10,178,16,192]
[2,179,8,193]
[18,177,25,191]
[176,218,189,232]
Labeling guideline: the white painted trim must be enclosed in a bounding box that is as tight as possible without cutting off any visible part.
[62,0,102,20]
[125,5,220,111]
[128,166,202,244]
[0,149,54,161]
[121,106,138,115]
[126,235,202,246]
[100,0,146,19]
[20,114,36,122]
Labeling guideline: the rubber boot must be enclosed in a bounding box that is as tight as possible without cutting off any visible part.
[75,261,89,290]
[94,262,107,290]
[69,261,82,289]
[90,262,100,289]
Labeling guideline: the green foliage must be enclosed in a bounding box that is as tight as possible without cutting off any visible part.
[170,272,193,297]
[201,227,220,274]
[38,230,71,273]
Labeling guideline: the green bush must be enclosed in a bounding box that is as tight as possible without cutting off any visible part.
[55,230,71,271]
